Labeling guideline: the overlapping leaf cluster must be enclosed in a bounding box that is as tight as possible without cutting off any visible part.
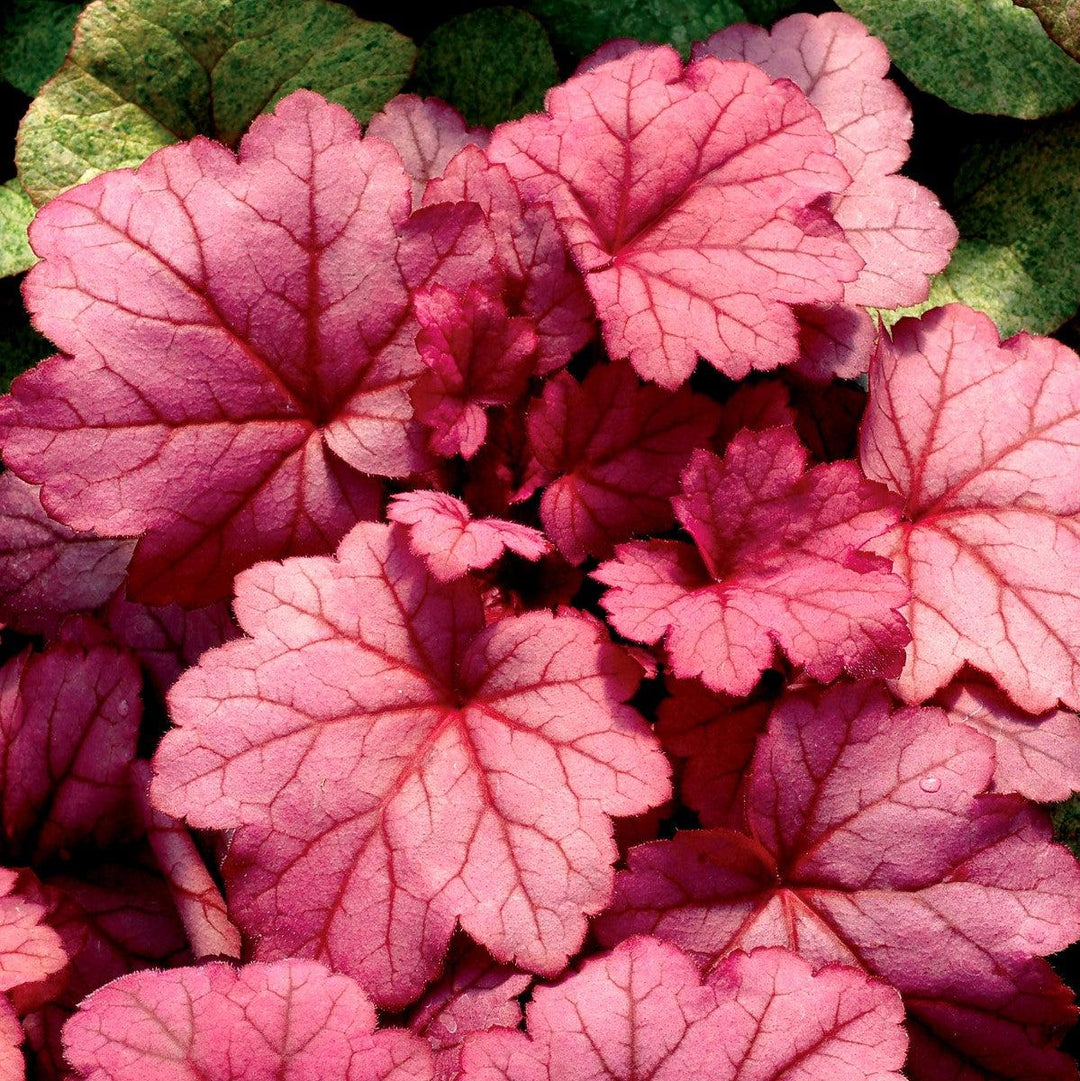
[0,4,1079,1081]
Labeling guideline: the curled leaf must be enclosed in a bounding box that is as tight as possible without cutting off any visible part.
[387,491,549,581]
[596,427,909,696]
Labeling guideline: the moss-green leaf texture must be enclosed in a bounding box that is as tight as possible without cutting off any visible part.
[16,0,416,207]
[0,180,36,279]
[882,112,1080,337]
[837,0,1080,117]
[0,0,84,96]
[523,0,747,61]
[414,7,558,128]
[1017,0,1080,61]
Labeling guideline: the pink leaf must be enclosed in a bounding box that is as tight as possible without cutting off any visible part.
[367,95,489,206]
[0,90,499,605]
[596,682,1080,1081]
[63,960,434,1081]
[408,939,531,1081]
[831,176,957,308]
[152,522,670,1007]
[696,13,912,186]
[459,937,907,1081]
[104,594,239,694]
[938,679,1080,801]
[656,679,769,829]
[697,13,956,308]
[411,284,538,459]
[425,146,593,375]
[528,363,720,564]
[0,623,141,862]
[859,304,1080,712]
[131,761,241,961]
[595,427,909,696]
[0,473,133,637]
[387,491,549,581]
[0,870,67,1008]
[488,47,861,387]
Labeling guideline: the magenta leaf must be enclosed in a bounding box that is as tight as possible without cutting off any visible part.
[698,12,956,309]
[489,47,861,388]
[407,939,531,1081]
[462,408,544,518]
[0,473,133,637]
[367,94,490,206]
[63,960,434,1081]
[859,304,1080,712]
[387,491,549,581]
[459,937,906,1081]
[938,679,1080,802]
[712,381,795,451]
[425,146,593,377]
[35,864,190,1005]
[131,762,241,962]
[0,90,499,606]
[478,552,584,624]
[104,594,238,695]
[0,997,21,1081]
[411,284,538,459]
[0,622,141,862]
[528,362,720,564]
[793,304,877,383]
[596,682,1080,1081]
[656,679,769,829]
[595,426,909,696]
[22,864,190,1081]
[788,378,867,463]
[153,522,670,1008]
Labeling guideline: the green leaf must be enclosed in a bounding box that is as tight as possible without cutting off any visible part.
[16,0,415,207]
[523,0,747,62]
[0,179,36,279]
[413,7,558,127]
[836,0,1080,117]
[879,112,1080,336]
[0,0,84,96]
[1016,0,1080,61]
[738,0,804,23]
[1052,795,1080,859]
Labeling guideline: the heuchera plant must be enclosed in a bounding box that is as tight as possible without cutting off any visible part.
[0,8,1079,1081]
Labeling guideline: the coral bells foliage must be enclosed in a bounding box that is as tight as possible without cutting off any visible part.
[1,11,1080,1081]
[152,522,669,1007]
